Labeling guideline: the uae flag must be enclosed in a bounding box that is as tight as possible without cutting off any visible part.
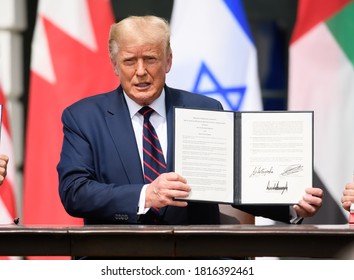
[24,0,117,228]
[288,0,354,223]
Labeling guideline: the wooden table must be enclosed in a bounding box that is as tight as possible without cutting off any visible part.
[0,224,353,259]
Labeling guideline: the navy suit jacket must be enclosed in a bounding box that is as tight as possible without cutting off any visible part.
[58,85,291,225]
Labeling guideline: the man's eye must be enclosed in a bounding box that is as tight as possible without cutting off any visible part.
[124,59,135,66]
[146,58,157,64]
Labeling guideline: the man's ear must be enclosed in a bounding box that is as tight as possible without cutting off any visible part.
[111,60,119,76]
[165,52,172,73]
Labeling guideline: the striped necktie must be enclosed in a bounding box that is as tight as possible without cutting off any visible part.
[139,106,167,183]
[139,106,166,224]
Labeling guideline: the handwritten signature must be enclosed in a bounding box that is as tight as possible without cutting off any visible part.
[281,164,304,176]
[266,180,288,194]
[249,166,274,177]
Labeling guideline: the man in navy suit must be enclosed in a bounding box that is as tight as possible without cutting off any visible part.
[57,15,323,226]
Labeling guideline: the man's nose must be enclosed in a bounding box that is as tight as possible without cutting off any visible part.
[136,60,147,76]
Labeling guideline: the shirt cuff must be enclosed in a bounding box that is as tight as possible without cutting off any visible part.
[289,206,303,224]
[137,184,150,215]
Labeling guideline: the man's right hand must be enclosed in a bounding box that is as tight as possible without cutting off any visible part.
[145,172,191,209]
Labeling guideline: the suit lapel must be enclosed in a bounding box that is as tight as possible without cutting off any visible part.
[105,87,144,184]
[104,86,182,183]
[165,86,185,172]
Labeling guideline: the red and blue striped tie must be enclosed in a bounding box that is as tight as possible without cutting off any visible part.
[139,106,167,183]
[139,106,166,223]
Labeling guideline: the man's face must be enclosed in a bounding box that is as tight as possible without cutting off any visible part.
[112,37,172,106]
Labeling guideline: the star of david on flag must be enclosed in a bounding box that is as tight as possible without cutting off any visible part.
[193,62,247,111]
[167,0,263,225]
[167,0,262,111]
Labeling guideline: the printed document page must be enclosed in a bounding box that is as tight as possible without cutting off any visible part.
[174,108,234,203]
[240,112,313,204]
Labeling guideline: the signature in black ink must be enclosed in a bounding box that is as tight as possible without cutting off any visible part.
[249,166,274,177]
[266,180,288,194]
[281,164,304,176]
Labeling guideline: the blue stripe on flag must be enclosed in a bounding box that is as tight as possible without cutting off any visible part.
[224,0,254,43]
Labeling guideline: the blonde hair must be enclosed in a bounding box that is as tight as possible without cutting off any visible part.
[108,15,171,61]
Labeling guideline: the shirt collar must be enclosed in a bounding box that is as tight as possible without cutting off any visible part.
[124,89,166,119]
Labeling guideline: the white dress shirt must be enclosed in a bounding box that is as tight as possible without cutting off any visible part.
[123,90,167,214]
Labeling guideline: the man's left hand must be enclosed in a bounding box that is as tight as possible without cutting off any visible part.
[293,187,323,218]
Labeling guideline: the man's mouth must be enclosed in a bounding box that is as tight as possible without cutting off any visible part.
[135,83,150,88]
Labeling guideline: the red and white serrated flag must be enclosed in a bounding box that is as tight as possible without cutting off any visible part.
[0,82,18,260]
[24,0,117,229]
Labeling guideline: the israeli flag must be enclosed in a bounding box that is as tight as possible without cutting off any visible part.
[167,0,262,111]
